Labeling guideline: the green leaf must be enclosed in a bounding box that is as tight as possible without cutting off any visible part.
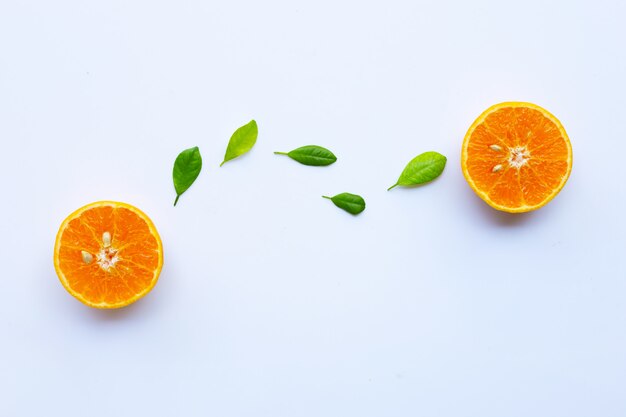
[173,146,202,206]
[388,151,447,191]
[274,145,337,166]
[220,120,258,166]
[322,193,366,215]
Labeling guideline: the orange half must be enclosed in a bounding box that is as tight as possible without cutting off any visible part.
[461,102,573,213]
[53,201,163,309]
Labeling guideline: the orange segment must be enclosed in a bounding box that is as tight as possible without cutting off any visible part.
[461,102,573,213]
[53,201,163,309]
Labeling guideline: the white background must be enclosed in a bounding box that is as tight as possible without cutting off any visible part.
[1,1,625,416]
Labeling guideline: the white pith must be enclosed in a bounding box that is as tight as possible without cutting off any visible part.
[508,146,530,169]
[83,230,120,271]
[96,246,119,270]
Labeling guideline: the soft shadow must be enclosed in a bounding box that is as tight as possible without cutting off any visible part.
[464,186,537,227]
[83,296,156,322]
[80,266,170,323]
[387,176,443,191]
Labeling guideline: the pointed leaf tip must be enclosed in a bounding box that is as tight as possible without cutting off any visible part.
[390,151,446,189]
[221,120,259,166]
[172,146,202,206]
[324,192,366,215]
[279,145,337,166]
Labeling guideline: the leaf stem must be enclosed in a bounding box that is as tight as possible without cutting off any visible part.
[174,195,180,206]
[219,160,226,167]
[322,195,332,200]
[387,183,399,191]
[273,151,288,155]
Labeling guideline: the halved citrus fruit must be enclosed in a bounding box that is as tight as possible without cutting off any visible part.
[53,201,163,309]
[461,102,573,213]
